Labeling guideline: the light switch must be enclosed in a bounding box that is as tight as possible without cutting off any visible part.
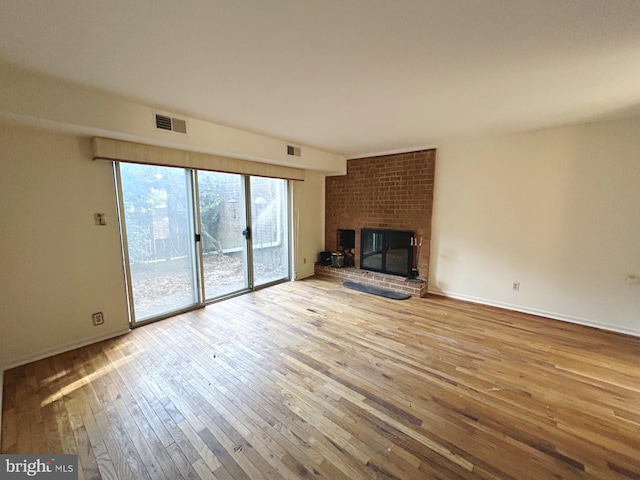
[94,213,107,226]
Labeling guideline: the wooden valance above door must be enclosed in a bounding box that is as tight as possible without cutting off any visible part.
[92,137,305,181]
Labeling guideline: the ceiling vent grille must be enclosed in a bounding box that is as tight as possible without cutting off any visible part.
[154,113,188,134]
[287,145,301,157]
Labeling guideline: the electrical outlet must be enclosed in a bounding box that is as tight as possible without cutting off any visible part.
[92,312,104,326]
[512,282,520,291]
[303,257,307,264]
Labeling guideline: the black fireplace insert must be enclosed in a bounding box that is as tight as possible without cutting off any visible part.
[360,228,413,277]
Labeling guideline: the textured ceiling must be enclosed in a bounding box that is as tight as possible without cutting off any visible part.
[1,0,640,157]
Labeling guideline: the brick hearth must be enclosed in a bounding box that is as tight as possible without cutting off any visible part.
[314,264,428,297]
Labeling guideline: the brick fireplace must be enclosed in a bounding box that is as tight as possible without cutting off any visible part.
[316,149,436,297]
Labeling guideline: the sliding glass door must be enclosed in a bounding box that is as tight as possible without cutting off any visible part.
[118,163,198,322]
[250,177,290,287]
[197,171,250,300]
[117,164,290,325]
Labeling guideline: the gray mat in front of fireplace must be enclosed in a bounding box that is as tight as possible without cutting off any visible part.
[343,281,411,300]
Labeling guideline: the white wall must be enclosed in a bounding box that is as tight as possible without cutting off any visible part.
[0,62,341,370]
[0,126,130,369]
[430,116,640,335]
[0,61,346,175]
[293,171,325,279]
[0,124,328,369]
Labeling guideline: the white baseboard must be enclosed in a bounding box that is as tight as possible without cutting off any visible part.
[0,327,131,372]
[295,271,316,281]
[428,288,640,338]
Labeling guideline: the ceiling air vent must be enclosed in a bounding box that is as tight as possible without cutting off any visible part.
[287,145,301,157]
[154,113,188,134]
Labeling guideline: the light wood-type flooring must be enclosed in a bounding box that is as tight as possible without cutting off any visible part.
[2,277,640,479]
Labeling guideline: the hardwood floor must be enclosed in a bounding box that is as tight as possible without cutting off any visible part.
[2,277,640,479]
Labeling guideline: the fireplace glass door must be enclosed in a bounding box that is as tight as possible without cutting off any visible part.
[360,229,413,277]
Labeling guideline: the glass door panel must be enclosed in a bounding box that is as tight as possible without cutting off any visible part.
[250,177,290,287]
[119,163,198,322]
[361,229,384,272]
[197,171,249,300]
